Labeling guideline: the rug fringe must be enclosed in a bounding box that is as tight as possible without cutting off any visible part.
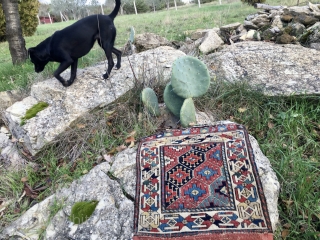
[133,233,273,240]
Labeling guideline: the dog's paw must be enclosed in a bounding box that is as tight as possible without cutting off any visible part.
[103,73,109,79]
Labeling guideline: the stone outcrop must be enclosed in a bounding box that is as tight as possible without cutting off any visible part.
[0,120,280,239]
[0,153,134,240]
[184,3,320,48]
[3,47,185,157]
[134,33,172,52]
[199,29,224,54]
[203,41,320,96]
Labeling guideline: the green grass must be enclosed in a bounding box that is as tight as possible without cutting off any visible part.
[0,1,319,239]
[0,0,257,91]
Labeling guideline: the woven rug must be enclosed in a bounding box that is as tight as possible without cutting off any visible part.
[133,123,273,240]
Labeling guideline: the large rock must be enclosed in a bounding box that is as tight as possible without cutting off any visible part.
[0,157,134,240]
[134,33,172,52]
[199,29,224,54]
[203,41,320,96]
[4,47,185,156]
[0,90,24,112]
[0,120,280,239]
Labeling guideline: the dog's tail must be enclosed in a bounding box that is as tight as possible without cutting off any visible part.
[109,0,121,20]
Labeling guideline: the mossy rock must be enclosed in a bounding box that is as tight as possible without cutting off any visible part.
[20,101,49,125]
[70,200,99,224]
[163,83,185,117]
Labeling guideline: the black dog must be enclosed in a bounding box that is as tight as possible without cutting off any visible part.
[28,0,121,87]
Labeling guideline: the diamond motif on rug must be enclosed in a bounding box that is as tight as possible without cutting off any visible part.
[134,124,273,240]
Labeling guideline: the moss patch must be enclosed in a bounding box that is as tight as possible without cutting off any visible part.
[20,101,49,125]
[69,200,98,224]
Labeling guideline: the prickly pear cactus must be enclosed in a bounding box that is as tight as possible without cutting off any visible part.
[163,83,185,117]
[141,87,160,116]
[171,56,210,99]
[180,98,196,128]
[129,26,135,43]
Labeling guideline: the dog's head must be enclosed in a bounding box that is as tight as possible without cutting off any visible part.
[28,47,50,73]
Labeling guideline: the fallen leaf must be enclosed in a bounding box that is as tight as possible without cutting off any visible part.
[125,136,135,144]
[11,137,18,143]
[127,130,136,137]
[107,121,112,126]
[107,147,117,155]
[282,199,294,208]
[105,110,115,116]
[229,116,234,120]
[23,183,38,199]
[21,177,28,182]
[103,154,112,162]
[82,169,88,174]
[281,229,290,238]
[76,124,86,129]
[238,107,247,113]
[128,141,135,148]
[116,144,127,152]
[283,223,291,229]
[268,121,274,129]
[269,114,274,119]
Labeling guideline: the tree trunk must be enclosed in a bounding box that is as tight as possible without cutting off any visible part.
[133,0,137,15]
[2,0,27,64]
[174,0,177,10]
[198,0,201,8]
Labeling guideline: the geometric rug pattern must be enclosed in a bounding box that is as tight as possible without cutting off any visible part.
[134,123,273,239]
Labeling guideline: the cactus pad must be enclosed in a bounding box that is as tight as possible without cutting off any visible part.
[180,98,196,127]
[171,56,210,99]
[163,83,185,117]
[141,87,160,116]
[129,26,135,43]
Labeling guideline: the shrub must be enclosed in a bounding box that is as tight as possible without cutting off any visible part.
[0,0,40,42]
[123,0,150,14]
[240,0,266,6]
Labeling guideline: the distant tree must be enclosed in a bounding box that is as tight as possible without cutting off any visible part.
[0,0,39,42]
[146,0,165,12]
[241,0,265,6]
[1,0,27,64]
[123,0,149,14]
[51,0,87,20]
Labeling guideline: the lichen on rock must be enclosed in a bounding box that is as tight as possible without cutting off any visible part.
[20,101,49,125]
[70,200,99,224]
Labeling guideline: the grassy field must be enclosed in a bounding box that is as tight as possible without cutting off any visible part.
[0,0,319,239]
[1,0,262,91]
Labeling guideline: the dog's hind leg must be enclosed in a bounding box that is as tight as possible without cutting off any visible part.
[68,59,78,86]
[112,47,122,70]
[102,43,114,79]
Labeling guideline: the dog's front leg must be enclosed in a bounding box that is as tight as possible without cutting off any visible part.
[54,60,74,87]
